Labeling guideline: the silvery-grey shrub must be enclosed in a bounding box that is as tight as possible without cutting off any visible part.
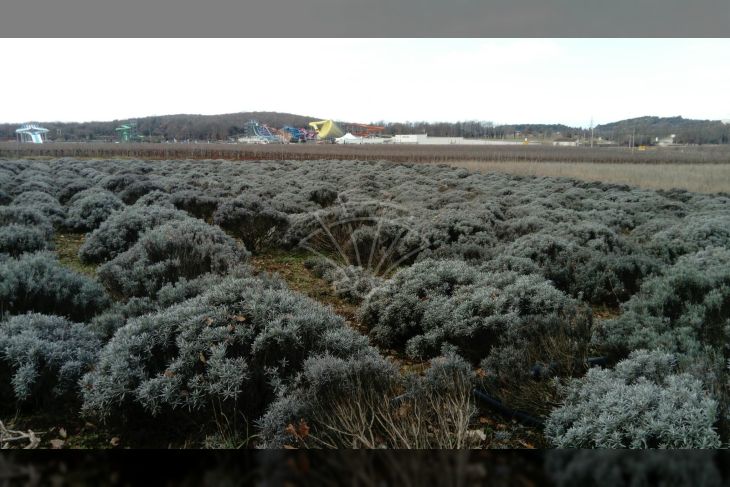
[99,173,148,195]
[257,350,399,447]
[213,195,290,252]
[78,204,188,263]
[545,349,722,448]
[501,223,658,306]
[0,206,53,240]
[89,271,249,339]
[0,224,52,256]
[595,247,730,359]
[0,313,100,404]
[360,259,590,371]
[11,191,66,226]
[169,190,221,219]
[308,186,338,207]
[65,191,125,231]
[647,214,730,263]
[118,179,166,204]
[57,181,92,205]
[545,450,722,487]
[0,252,109,321]
[132,190,174,208]
[81,275,377,428]
[97,218,249,299]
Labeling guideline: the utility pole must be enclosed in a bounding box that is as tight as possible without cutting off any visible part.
[590,117,594,148]
[631,127,636,153]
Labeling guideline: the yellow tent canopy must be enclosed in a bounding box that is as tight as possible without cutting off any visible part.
[309,120,344,140]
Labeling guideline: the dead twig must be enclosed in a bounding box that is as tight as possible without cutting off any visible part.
[0,420,44,449]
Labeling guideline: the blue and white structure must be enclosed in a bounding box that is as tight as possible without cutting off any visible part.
[16,124,50,143]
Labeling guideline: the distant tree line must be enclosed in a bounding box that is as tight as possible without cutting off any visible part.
[0,112,319,143]
[594,116,730,145]
[377,121,578,139]
[1,113,728,145]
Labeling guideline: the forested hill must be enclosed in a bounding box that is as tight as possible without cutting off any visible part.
[594,116,730,145]
[1,112,728,144]
[0,112,323,142]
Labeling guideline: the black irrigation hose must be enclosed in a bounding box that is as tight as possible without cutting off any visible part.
[472,388,545,429]
[394,358,608,429]
[586,356,607,367]
[530,356,608,379]
[473,358,606,429]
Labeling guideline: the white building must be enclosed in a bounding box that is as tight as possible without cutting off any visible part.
[393,134,428,144]
[656,134,677,146]
[393,134,522,145]
[552,138,578,147]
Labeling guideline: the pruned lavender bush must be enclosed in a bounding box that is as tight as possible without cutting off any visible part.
[360,258,591,417]
[213,195,289,252]
[169,189,221,219]
[78,204,188,263]
[0,252,109,321]
[132,190,174,208]
[0,224,52,256]
[308,185,338,207]
[11,191,66,226]
[89,271,249,339]
[57,181,92,205]
[118,179,166,204]
[99,172,149,195]
[0,313,100,405]
[65,190,125,231]
[595,247,730,359]
[97,218,249,299]
[360,258,590,364]
[0,206,53,239]
[80,275,379,431]
[545,450,722,487]
[260,349,477,448]
[259,351,400,448]
[545,349,722,448]
[646,214,730,263]
[501,222,660,306]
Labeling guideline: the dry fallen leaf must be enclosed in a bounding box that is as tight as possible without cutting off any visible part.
[518,439,535,449]
[199,352,207,363]
[467,429,487,442]
[49,439,65,449]
[59,428,67,439]
[296,420,310,440]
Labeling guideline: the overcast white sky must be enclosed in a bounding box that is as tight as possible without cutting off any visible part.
[2,38,729,127]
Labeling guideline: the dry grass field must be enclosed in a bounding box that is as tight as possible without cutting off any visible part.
[2,141,728,193]
[2,141,729,165]
[444,161,730,194]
